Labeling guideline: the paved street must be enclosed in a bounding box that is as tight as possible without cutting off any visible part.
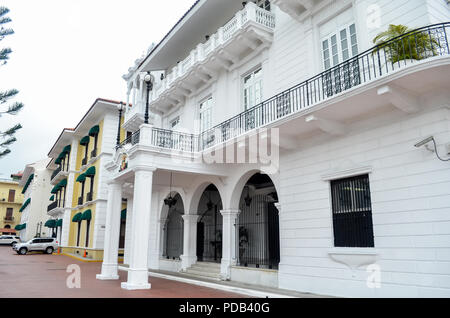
[0,246,246,298]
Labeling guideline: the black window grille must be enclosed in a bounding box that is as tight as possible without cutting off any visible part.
[330,174,374,248]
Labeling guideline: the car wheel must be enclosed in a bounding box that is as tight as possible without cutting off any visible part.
[11,242,17,247]
[19,248,27,255]
[45,247,54,254]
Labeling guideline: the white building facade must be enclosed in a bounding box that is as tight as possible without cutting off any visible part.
[19,159,53,241]
[97,0,450,297]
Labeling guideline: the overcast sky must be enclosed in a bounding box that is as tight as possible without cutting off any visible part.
[0,0,194,178]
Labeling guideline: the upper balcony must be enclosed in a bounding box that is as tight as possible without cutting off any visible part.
[118,22,450,167]
[128,2,275,119]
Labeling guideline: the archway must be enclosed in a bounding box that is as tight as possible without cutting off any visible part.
[237,173,280,269]
[161,193,184,260]
[196,184,223,263]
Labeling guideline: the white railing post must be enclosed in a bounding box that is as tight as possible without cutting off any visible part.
[246,1,257,23]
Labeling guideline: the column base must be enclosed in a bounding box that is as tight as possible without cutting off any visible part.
[121,282,151,290]
[122,268,151,290]
[96,274,120,281]
[97,263,119,280]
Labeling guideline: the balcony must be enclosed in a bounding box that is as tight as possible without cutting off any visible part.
[50,166,69,185]
[125,2,276,124]
[47,201,58,212]
[3,216,14,222]
[123,23,450,155]
[78,196,83,206]
[82,157,88,167]
[86,192,93,203]
[91,149,97,158]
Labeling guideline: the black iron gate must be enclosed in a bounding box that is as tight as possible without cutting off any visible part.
[164,209,184,260]
[197,205,222,263]
[237,194,280,269]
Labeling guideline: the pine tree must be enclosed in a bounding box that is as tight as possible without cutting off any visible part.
[0,6,23,158]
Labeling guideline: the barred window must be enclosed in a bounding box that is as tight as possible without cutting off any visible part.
[330,175,374,248]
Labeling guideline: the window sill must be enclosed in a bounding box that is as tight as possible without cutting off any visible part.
[328,247,378,272]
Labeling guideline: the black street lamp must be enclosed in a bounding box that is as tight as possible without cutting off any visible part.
[144,72,153,124]
[116,102,125,147]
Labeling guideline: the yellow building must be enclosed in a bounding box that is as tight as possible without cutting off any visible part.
[0,178,24,235]
[46,98,127,261]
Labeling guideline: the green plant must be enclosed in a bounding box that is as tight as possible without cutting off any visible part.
[373,24,438,63]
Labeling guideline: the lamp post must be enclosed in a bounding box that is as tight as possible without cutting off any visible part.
[116,102,125,147]
[144,72,153,124]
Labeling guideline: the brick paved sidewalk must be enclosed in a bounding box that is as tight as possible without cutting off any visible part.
[0,246,247,298]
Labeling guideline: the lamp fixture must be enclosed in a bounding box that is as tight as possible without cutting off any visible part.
[164,172,177,208]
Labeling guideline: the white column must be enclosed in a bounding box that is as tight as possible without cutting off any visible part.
[96,182,122,280]
[220,209,240,280]
[123,197,133,265]
[180,214,200,271]
[121,167,155,290]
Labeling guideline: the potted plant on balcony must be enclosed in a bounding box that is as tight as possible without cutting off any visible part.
[372,24,439,64]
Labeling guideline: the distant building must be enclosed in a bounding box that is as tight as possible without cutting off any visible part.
[0,178,23,235]
[46,98,126,260]
[17,159,53,241]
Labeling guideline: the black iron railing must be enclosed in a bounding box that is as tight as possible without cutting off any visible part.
[47,201,58,212]
[117,130,141,150]
[78,196,83,206]
[127,23,450,153]
[86,192,93,202]
[51,166,62,181]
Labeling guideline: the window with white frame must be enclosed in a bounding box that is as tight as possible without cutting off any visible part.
[330,174,374,248]
[322,23,358,70]
[243,67,262,111]
[199,97,213,133]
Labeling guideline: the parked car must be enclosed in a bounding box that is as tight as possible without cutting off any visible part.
[13,238,58,255]
[0,235,21,246]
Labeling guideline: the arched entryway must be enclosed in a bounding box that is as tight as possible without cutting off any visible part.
[237,173,280,269]
[196,184,223,263]
[161,193,184,260]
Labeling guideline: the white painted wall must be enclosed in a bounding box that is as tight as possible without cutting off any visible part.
[277,105,450,298]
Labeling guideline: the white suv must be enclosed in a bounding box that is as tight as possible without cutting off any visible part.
[13,238,58,255]
[0,235,21,246]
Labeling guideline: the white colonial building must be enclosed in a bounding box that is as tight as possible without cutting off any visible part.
[97,0,450,297]
[18,158,53,241]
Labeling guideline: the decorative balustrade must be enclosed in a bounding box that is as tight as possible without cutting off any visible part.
[123,22,449,154]
[51,166,62,181]
[148,2,276,103]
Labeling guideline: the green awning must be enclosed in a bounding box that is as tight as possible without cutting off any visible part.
[80,136,90,145]
[85,166,96,177]
[121,209,127,220]
[51,185,60,194]
[20,223,26,230]
[56,219,63,227]
[14,224,21,230]
[72,212,82,222]
[57,178,67,188]
[21,174,34,194]
[57,152,66,160]
[76,173,86,183]
[50,195,55,201]
[44,219,56,228]
[19,198,31,212]
[81,209,92,221]
[88,125,100,137]
[62,145,71,153]
[55,157,62,165]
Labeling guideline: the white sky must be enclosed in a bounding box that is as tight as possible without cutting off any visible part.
[0,0,195,177]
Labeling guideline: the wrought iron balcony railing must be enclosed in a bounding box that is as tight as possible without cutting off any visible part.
[51,166,62,181]
[47,200,58,212]
[86,192,93,202]
[117,130,141,150]
[125,23,450,154]
[3,216,14,222]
